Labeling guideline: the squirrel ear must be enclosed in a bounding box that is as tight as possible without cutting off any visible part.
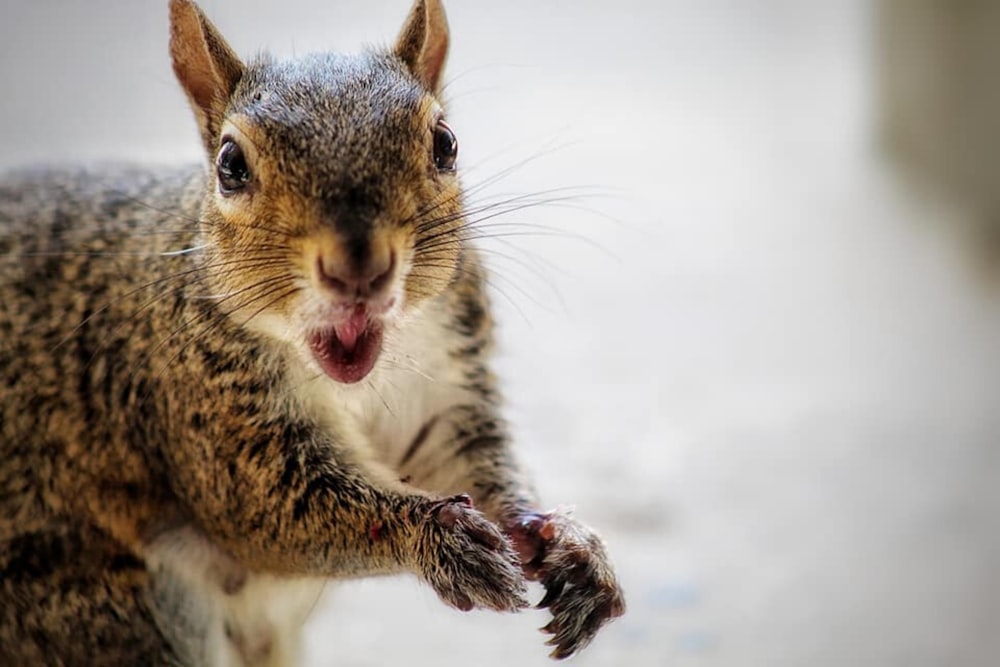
[394,0,449,93]
[169,0,245,153]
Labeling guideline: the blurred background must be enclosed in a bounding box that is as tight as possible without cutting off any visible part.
[3,1,1000,665]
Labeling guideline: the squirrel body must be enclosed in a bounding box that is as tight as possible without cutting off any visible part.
[0,2,624,665]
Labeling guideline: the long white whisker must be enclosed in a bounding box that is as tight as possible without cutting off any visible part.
[159,244,209,257]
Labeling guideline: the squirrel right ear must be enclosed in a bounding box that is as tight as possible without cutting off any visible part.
[169,0,245,154]
[394,0,449,94]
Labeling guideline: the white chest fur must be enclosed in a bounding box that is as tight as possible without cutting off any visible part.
[289,297,471,471]
[147,299,472,666]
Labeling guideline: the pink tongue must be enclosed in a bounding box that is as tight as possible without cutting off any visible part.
[334,306,368,350]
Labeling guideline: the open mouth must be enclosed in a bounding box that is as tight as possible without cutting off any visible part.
[308,308,384,384]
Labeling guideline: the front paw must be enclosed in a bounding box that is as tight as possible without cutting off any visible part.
[415,494,529,613]
[507,510,626,659]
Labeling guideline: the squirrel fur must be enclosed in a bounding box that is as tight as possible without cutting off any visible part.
[0,1,625,664]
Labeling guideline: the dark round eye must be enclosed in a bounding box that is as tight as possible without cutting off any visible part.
[216,139,251,194]
[433,119,458,171]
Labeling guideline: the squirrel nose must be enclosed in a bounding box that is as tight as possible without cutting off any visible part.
[317,246,395,299]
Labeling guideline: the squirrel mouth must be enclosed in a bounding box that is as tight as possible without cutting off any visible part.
[308,308,384,384]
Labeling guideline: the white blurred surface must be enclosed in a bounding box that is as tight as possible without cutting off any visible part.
[2,1,1000,665]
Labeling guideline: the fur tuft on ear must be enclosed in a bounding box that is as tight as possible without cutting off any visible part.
[169,0,245,155]
[394,0,449,94]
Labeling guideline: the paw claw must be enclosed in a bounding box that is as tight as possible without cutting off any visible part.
[507,510,625,659]
[536,578,564,609]
[417,496,528,614]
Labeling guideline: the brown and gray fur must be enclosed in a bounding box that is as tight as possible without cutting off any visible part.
[0,1,624,664]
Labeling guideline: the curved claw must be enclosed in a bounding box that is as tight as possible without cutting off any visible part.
[505,509,626,660]
[537,577,565,609]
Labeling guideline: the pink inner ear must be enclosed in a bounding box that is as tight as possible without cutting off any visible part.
[419,37,448,92]
[170,0,244,115]
[419,0,449,91]
[177,60,219,116]
[395,0,449,92]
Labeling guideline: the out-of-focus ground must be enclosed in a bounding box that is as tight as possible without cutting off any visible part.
[3,1,1000,665]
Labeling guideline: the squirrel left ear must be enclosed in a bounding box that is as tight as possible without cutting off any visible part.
[394,0,449,94]
[169,0,245,156]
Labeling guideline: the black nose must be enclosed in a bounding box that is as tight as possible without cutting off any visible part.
[317,248,395,298]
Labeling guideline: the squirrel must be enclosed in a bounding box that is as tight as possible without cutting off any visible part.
[0,0,625,665]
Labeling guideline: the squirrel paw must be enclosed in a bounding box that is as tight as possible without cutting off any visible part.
[416,494,529,613]
[507,510,626,660]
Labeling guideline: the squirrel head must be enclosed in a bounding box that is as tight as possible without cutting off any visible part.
[169,0,462,385]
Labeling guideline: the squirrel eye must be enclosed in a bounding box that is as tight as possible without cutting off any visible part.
[216,139,251,194]
[433,119,458,172]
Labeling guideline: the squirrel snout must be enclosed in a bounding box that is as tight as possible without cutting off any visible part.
[315,242,396,301]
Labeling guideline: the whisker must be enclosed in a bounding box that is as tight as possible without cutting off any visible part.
[140,274,295,371]
[439,62,536,95]
[138,279,299,404]
[81,189,296,240]
[364,379,394,417]
[47,255,293,350]
[275,370,326,402]
[407,264,533,323]
[454,244,568,313]
[160,244,210,257]
[380,352,435,383]
[412,190,602,249]
[398,147,595,235]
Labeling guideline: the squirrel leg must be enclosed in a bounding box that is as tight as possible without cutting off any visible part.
[166,418,527,614]
[399,402,626,659]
